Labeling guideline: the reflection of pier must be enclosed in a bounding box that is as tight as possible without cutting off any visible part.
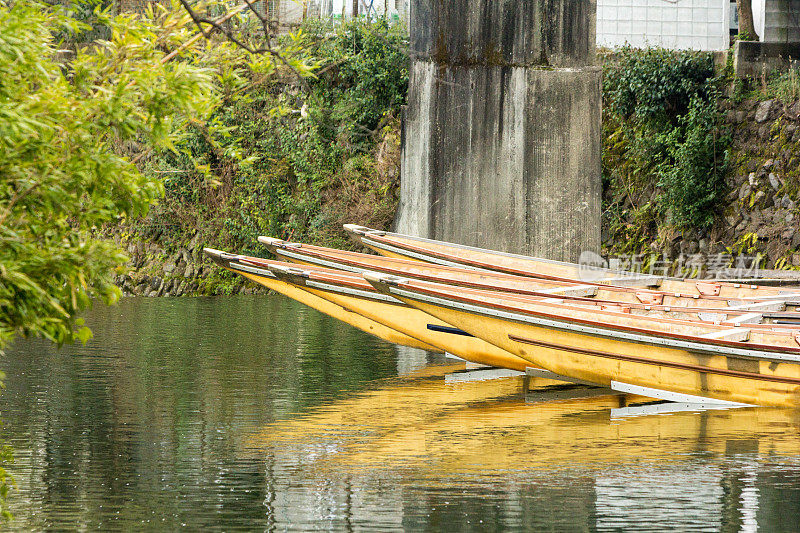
[246,365,800,530]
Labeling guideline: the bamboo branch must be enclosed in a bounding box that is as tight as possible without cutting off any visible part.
[176,0,312,93]
[161,2,251,63]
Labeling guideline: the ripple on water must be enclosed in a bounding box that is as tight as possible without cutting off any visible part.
[1,295,800,531]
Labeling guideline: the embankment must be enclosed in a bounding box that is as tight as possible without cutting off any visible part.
[116,46,800,295]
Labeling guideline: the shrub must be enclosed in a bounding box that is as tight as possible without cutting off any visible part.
[602,47,729,238]
[603,47,715,123]
[142,18,409,254]
[302,18,409,144]
[656,95,730,228]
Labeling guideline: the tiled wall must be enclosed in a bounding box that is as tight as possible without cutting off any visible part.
[598,0,731,50]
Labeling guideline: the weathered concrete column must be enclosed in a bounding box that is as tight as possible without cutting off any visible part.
[762,0,800,42]
[735,1,800,77]
[396,0,601,262]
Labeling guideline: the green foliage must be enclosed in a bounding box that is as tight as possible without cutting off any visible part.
[764,68,800,104]
[602,47,729,242]
[56,0,114,42]
[726,232,761,256]
[144,18,408,257]
[603,47,715,123]
[1,0,321,511]
[729,68,800,106]
[303,18,409,139]
[0,0,216,348]
[656,96,730,228]
[0,435,11,521]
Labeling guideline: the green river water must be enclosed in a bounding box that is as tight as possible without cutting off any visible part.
[2,295,800,531]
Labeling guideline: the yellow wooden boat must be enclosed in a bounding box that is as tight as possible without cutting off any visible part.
[344,224,800,302]
[202,248,438,352]
[365,273,800,407]
[258,235,800,321]
[205,247,536,371]
[261,261,536,372]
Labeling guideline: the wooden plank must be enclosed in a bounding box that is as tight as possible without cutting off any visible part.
[725,300,786,312]
[697,312,727,323]
[444,369,524,383]
[700,329,751,342]
[727,312,765,324]
[611,402,750,418]
[536,285,598,297]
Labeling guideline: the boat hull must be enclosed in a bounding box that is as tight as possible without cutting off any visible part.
[265,266,536,372]
[373,280,800,407]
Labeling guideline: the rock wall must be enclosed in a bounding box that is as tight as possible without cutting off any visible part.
[113,233,261,297]
[603,95,800,276]
[721,96,800,268]
[396,0,601,262]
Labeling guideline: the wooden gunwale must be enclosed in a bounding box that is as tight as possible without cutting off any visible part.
[358,232,790,301]
[243,255,800,331]
[509,335,800,385]
[201,250,439,352]
[361,232,660,285]
[343,225,656,278]
[263,243,800,316]
[390,280,800,355]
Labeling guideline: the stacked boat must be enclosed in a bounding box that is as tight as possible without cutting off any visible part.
[205,225,800,407]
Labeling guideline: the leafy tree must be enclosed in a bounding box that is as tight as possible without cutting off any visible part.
[0,0,314,516]
[0,0,215,348]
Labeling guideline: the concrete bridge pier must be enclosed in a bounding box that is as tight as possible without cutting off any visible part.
[396,0,601,262]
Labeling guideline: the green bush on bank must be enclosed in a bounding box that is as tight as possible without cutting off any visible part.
[140,18,408,262]
[602,47,729,251]
[604,46,716,123]
[656,95,730,228]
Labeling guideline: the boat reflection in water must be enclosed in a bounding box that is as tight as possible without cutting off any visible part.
[244,360,800,531]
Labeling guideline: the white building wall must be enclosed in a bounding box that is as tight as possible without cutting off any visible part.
[753,0,767,39]
[329,0,407,19]
[279,0,306,25]
[598,0,731,51]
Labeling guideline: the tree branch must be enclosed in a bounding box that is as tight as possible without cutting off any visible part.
[176,0,313,93]
[0,182,42,228]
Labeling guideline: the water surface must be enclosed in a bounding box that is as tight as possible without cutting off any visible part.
[2,295,800,531]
